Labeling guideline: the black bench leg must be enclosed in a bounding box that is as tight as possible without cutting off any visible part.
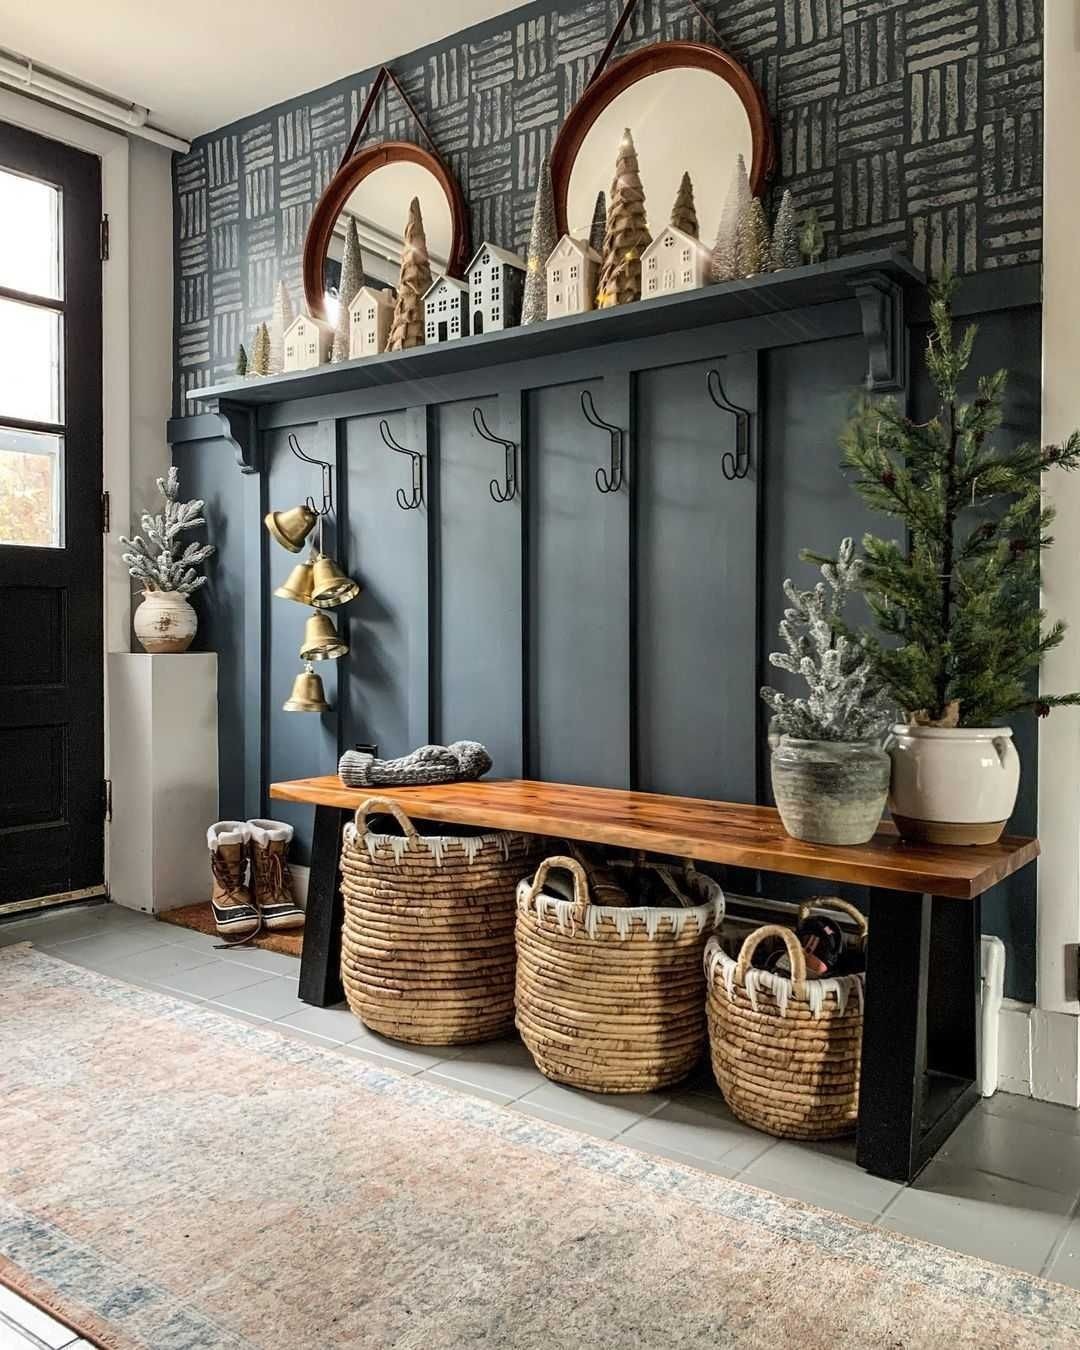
[856,888,981,1183]
[298,805,349,1007]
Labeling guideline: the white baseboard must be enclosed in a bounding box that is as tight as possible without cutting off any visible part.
[995,1001,1080,1105]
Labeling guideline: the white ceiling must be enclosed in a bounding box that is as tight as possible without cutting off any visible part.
[0,0,524,140]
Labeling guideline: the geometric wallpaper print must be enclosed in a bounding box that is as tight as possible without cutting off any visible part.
[172,0,1043,411]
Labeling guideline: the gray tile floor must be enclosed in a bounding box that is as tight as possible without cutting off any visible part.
[5,900,1080,1296]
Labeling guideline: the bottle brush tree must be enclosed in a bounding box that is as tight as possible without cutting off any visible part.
[761,538,893,741]
[823,271,1080,727]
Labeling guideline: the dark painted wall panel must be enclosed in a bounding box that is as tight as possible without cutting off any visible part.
[527,378,630,787]
[340,410,430,765]
[264,423,339,864]
[635,353,759,801]
[432,396,523,777]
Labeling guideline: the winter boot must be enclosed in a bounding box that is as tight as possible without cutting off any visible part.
[208,822,259,939]
[248,820,305,931]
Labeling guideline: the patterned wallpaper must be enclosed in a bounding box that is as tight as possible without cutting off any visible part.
[173,0,1043,411]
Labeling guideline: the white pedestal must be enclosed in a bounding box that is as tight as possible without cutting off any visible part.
[107,652,218,913]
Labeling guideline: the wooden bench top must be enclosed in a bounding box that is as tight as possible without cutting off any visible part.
[270,776,1038,901]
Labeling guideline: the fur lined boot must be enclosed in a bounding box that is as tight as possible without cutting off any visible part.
[247,820,304,931]
[208,822,258,939]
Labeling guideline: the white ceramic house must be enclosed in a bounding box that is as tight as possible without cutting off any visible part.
[423,275,470,344]
[545,236,601,318]
[283,313,333,371]
[641,225,711,298]
[467,242,526,334]
[348,286,395,359]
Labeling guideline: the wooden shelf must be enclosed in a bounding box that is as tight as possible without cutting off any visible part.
[269,776,1037,899]
[189,249,923,408]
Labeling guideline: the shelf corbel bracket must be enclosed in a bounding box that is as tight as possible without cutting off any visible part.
[849,270,907,396]
[215,399,262,474]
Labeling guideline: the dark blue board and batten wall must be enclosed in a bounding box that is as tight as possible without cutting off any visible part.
[168,256,1043,1000]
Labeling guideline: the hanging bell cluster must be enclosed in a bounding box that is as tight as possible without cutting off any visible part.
[264,435,361,712]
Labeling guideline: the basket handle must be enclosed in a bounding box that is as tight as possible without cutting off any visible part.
[797,896,868,947]
[353,795,419,843]
[734,924,807,999]
[525,855,591,924]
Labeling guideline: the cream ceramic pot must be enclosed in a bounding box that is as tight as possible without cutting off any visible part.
[887,724,1020,845]
[133,590,198,653]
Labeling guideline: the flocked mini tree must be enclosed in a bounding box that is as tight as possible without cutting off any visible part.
[596,128,651,308]
[761,538,893,742]
[120,468,215,595]
[387,196,432,351]
[711,153,751,282]
[588,191,606,256]
[670,171,699,238]
[736,197,770,277]
[249,321,271,376]
[269,280,295,373]
[820,272,1080,727]
[331,219,364,362]
[769,189,800,271]
[521,150,557,325]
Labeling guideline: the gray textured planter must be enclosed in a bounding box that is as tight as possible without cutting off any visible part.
[771,737,890,846]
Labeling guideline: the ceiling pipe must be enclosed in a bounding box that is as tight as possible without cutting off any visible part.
[0,49,190,153]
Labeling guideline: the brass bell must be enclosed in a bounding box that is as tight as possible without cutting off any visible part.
[300,610,348,661]
[265,503,318,553]
[283,662,330,713]
[274,559,315,605]
[310,553,361,608]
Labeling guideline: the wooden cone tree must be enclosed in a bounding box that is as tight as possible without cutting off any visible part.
[332,218,364,362]
[387,196,433,351]
[670,171,699,238]
[596,128,651,309]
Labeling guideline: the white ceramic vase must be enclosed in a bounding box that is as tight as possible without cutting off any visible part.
[887,724,1020,845]
[133,590,198,654]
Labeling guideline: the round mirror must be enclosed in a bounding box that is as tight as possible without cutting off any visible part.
[552,42,774,241]
[303,142,469,322]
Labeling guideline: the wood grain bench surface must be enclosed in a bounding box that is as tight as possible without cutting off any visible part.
[270,776,1038,901]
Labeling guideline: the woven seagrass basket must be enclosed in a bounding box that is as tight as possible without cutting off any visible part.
[705,897,866,1140]
[515,854,725,1094]
[339,796,540,1046]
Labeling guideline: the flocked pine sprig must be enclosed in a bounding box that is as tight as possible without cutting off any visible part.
[761,538,894,742]
[119,467,215,595]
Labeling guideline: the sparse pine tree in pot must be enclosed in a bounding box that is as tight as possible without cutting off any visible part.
[819,272,1080,843]
[761,539,894,845]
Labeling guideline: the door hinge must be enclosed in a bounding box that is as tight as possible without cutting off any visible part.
[101,490,110,534]
[103,780,113,822]
[99,214,110,261]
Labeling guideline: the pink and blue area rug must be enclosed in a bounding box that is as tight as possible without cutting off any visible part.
[2,943,1079,1350]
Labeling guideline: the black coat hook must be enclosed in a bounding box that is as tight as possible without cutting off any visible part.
[287,432,335,516]
[706,369,751,480]
[472,406,517,503]
[580,389,624,493]
[379,419,424,510]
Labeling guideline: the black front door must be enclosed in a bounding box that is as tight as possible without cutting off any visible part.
[0,120,104,905]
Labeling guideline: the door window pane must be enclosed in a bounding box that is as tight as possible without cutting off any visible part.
[0,299,63,424]
[0,426,63,548]
[0,168,62,299]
